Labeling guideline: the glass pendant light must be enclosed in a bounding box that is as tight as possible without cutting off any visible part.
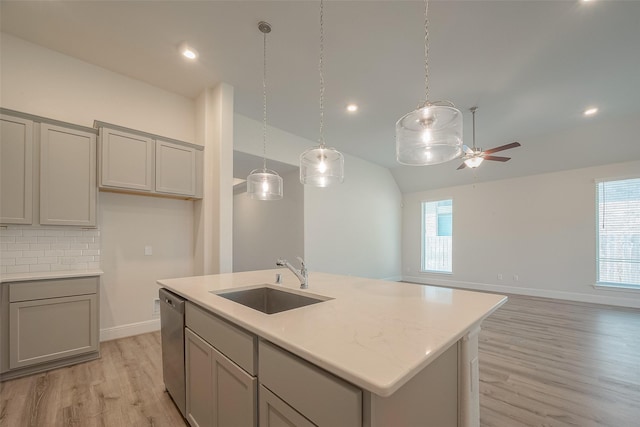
[396,0,463,166]
[247,21,283,200]
[300,0,344,187]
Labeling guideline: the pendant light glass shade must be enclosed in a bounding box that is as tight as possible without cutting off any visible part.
[396,0,463,166]
[396,102,463,165]
[247,168,283,200]
[300,146,344,187]
[247,21,283,201]
[300,0,344,186]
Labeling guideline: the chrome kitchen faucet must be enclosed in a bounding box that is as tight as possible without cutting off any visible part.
[276,257,308,289]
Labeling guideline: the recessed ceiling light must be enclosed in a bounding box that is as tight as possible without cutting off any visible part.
[583,107,598,116]
[346,104,358,113]
[179,42,198,60]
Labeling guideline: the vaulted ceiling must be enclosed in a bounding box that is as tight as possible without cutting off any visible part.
[2,1,639,192]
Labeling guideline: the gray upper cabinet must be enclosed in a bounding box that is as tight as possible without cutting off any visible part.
[98,126,202,199]
[156,139,196,196]
[40,123,97,226]
[99,127,154,191]
[0,115,34,224]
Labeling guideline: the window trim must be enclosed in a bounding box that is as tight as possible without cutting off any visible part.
[595,176,640,290]
[420,198,454,275]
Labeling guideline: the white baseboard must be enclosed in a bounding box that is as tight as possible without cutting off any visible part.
[100,318,161,342]
[382,275,403,282]
[402,275,640,309]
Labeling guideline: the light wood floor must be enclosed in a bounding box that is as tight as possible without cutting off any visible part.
[1,295,639,426]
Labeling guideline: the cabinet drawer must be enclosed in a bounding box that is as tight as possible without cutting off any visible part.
[259,340,362,427]
[9,276,99,302]
[186,302,257,375]
[260,384,316,427]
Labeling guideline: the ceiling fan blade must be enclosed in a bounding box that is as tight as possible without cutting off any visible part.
[456,162,467,170]
[462,145,474,155]
[483,155,511,162]
[484,142,521,154]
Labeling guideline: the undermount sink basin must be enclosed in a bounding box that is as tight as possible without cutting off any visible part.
[214,286,330,314]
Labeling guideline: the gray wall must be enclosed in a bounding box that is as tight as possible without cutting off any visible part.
[233,169,304,272]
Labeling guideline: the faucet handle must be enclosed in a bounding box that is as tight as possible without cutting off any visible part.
[296,256,305,268]
[276,258,285,266]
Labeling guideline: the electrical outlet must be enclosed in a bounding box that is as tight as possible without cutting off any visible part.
[152,299,160,317]
[513,275,519,282]
[145,245,153,256]
[497,274,503,281]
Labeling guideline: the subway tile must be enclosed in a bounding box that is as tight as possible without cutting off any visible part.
[74,256,94,263]
[30,264,51,273]
[6,265,29,273]
[82,249,100,256]
[37,236,59,243]
[51,242,70,250]
[0,243,5,251]
[51,264,72,271]
[7,243,30,251]
[73,263,88,270]
[0,236,16,243]
[87,262,101,269]
[38,256,58,264]
[0,258,16,266]
[15,236,38,244]
[88,243,101,250]
[30,243,51,251]
[16,257,38,265]
[44,230,65,237]
[22,229,46,237]
[75,237,95,243]
[83,230,101,237]
[64,250,83,257]
[0,266,6,274]
[1,251,22,258]
[0,229,23,236]
[69,243,89,250]
[60,257,76,265]
[45,250,65,257]
[22,250,45,258]
[64,230,84,237]
[93,256,100,262]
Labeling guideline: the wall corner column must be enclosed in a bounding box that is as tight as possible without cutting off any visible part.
[194,83,234,275]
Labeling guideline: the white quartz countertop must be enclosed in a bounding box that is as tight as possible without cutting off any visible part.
[0,269,104,283]
[157,269,506,397]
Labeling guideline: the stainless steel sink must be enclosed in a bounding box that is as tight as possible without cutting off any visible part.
[214,286,330,314]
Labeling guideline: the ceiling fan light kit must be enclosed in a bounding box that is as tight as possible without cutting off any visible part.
[247,21,284,201]
[300,0,345,186]
[457,106,522,170]
[396,0,463,166]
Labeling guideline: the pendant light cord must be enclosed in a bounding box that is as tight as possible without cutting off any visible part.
[319,0,325,148]
[262,27,268,171]
[424,0,430,103]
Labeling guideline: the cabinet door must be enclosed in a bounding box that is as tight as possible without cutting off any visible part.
[0,115,33,224]
[40,124,97,226]
[156,140,196,196]
[9,293,98,369]
[260,385,316,427]
[100,128,153,191]
[186,328,257,427]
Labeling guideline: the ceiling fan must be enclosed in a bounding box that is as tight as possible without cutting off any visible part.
[457,106,521,170]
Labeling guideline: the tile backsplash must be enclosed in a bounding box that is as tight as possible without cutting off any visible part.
[0,225,101,274]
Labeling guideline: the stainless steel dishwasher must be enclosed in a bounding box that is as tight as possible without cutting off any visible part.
[159,288,186,418]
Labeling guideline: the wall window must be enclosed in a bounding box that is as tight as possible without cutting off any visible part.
[422,199,453,273]
[597,178,640,288]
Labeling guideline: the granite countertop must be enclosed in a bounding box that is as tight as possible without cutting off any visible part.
[0,269,104,283]
[157,269,506,397]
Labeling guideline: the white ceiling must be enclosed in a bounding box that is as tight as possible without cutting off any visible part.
[1,0,639,192]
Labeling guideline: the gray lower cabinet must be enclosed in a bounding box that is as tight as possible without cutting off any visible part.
[259,385,316,427]
[0,276,100,380]
[185,302,257,427]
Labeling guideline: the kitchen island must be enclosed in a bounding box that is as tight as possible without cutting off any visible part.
[158,269,507,427]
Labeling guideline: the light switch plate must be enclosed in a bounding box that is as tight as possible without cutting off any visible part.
[144,245,152,256]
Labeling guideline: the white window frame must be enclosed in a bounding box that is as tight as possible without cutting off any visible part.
[595,176,640,290]
[420,198,453,274]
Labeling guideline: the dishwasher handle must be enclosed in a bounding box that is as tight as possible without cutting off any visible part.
[159,288,185,313]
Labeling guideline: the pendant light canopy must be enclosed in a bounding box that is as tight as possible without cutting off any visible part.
[300,0,344,187]
[247,21,283,200]
[396,0,463,166]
